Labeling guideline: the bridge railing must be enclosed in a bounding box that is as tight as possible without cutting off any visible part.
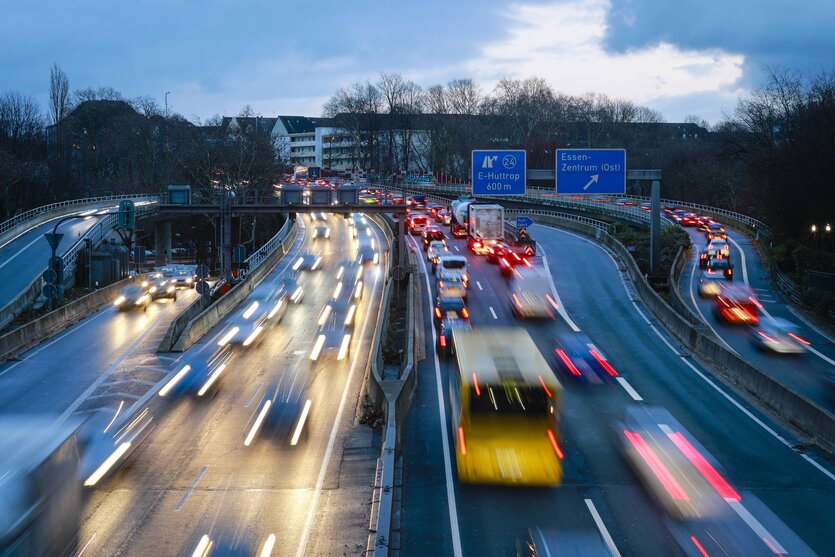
[243,217,293,271]
[0,194,160,246]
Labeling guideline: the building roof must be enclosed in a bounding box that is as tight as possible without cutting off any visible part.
[277,115,334,135]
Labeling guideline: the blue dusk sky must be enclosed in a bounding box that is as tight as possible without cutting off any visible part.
[2,0,833,124]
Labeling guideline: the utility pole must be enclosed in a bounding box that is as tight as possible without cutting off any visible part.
[165,91,170,117]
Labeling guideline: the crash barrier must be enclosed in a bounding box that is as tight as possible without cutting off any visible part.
[0,194,159,248]
[364,215,418,557]
[0,198,159,331]
[0,277,138,362]
[667,246,714,331]
[169,219,298,352]
[528,212,835,452]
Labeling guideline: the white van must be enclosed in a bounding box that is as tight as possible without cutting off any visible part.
[435,255,469,287]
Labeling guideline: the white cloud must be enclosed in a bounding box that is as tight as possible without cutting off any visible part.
[465,0,747,121]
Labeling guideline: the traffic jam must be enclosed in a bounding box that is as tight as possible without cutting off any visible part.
[395,191,816,556]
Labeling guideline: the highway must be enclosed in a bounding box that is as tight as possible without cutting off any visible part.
[76,213,388,556]
[680,224,835,407]
[399,216,834,556]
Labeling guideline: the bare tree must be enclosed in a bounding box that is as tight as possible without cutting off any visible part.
[71,86,123,107]
[49,64,70,125]
[131,96,162,118]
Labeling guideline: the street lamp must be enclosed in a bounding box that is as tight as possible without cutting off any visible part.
[165,91,171,117]
[44,213,91,308]
[811,224,817,233]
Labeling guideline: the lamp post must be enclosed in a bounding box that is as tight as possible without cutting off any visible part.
[44,214,89,308]
[165,91,171,117]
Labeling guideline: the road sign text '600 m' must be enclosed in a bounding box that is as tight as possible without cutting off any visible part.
[472,150,526,195]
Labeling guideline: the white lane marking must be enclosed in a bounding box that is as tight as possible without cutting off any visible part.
[74,532,96,557]
[727,236,750,285]
[295,220,384,557]
[58,309,173,422]
[415,237,463,557]
[453,245,460,252]
[244,384,263,408]
[805,344,835,367]
[489,306,498,319]
[584,499,622,557]
[476,281,483,291]
[175,465,208,511]
[785,305,835,344]
[726,499,786,554]
[548,225,835,483]
[0,234,43,271]
[616,377,643,401]
[540,253,581,332]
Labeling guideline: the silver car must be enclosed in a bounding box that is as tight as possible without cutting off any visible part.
[750,317,808,354]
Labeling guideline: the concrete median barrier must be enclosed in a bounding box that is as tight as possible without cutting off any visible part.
[169,223,298,353]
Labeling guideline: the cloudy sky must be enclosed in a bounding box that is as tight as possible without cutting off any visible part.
[2,0,833,125]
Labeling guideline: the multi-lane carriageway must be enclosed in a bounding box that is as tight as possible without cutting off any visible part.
[399,210,834,556]
[0,201,834,556]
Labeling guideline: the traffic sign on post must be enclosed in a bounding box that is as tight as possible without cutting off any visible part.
[43,232,63,251]
[471,150,526,195]
[515,216,533,229]
[118,200,136,229]
[556,149,626,194]
[196,264,210,280]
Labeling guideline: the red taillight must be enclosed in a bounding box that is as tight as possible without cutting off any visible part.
[435,307,441,318]
[461,308,469,319]
[690,536,711,557]
[458,426,467,456]
[512,252,521,261]
[667,431,740,501]
[788,332,811,345]
[547,429,564,459]
[439,334,446,347]
[555,348,581,376]
[590,349,618,376]
[538,375,552,398]
[623,430,690,501]
[472,373,480,396]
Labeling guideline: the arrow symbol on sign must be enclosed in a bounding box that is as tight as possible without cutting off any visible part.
[582,174,599,191]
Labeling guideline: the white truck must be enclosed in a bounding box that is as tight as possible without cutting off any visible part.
[0,417,81,556]
[467,204,505,255]
[449,196,475,238]
[508,264,558,319]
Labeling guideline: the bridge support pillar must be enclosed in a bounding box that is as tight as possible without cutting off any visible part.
[155,220,172,267]
[649,178,661,278]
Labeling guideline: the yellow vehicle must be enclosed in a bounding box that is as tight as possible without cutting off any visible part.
[450,327,563,486]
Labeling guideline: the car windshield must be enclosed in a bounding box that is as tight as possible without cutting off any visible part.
[442,259,466,269]
[122,285,144,296]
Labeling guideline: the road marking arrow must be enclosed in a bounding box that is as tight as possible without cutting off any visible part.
[582,174,599,191]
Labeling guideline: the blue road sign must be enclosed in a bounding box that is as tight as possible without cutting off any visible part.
[556,149,626,194]
[472,150,526,195]
[515,216,533,228]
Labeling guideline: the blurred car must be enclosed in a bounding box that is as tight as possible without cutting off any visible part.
[437,317,472,358]
[714,284,759,325]
[187,533,254,557]
[158,345,234,399]
[615,198,635,206]
[311,274,360,361]
[276,274,305,304]
[434,255,469,286]
[292,252,323,271]
[696,216,715,232]
[433,295,468,327]
[706,237,730,257]
[170,265,195,288]
[144,272,177,301]
[485,241,511,264]
[422,225,445,248]
[698,259,733,297]
[553,332,619,382]
[498,250,530,277]
[639,202,652,211]
[312,223,331,239]
[681,212,700,226]
[426,240,448,264]
[437,272,468,302]
[671,209,687,223]
[705,223,728,241]
[426,202,443,217]
[216,290,285,350]
[79,407,153,487]
[356,236,379,265]
[244,382,312,447]
[515,527,614,557]
[590,195,610,203]
[750,317,809,354]
[114,284,150,312]
[435,208,450,224]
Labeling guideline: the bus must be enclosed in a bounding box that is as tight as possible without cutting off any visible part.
[449,327,564,486]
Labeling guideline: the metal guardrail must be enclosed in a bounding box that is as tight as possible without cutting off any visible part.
[773,266,804,305]
[243,217,293,271]
[504,208,609,232]
[371,183,673,230]
[0,194,159,241]
[61,201,159,276]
